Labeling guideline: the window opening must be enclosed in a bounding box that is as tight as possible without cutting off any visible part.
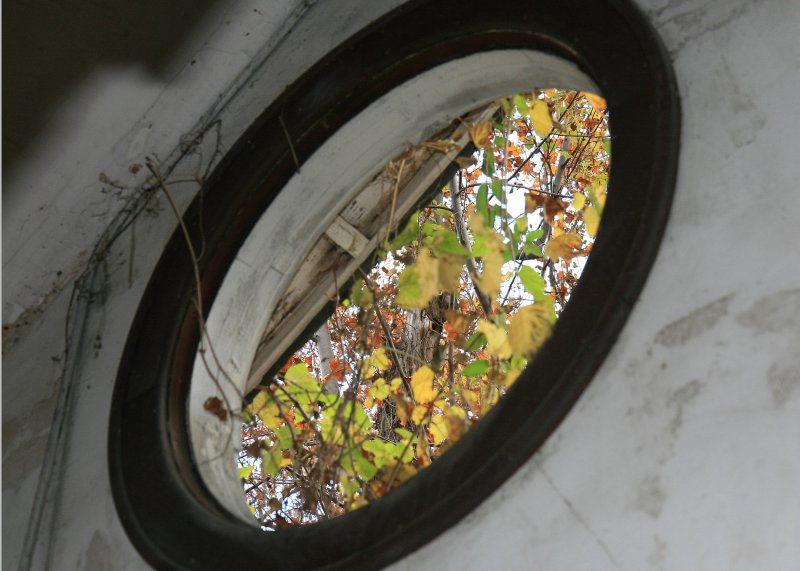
[238,89,610,529]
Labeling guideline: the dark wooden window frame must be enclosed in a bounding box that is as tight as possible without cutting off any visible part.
[109,1,680,569]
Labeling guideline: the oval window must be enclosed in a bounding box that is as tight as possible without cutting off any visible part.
[110,1,679,569]
[238,89,611,528]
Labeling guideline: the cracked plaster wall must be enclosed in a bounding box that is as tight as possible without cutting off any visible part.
[393,1,800,569]
[2,0,799,569]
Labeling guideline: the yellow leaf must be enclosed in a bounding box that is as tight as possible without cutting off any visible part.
[351,496,368,510]
[476,319,512,359]
[584,207,600,238]
[595,185,607,208]
[396,249,440,309]
[437,253,466,293]
[428,415,449,446]
[445,407,467,443]
[530,100,553,138]
[444,309,469,334]
[572,193,586,211]
[410,365,437,404]
[395,397,410,423]
[500,368,523,388]
[584,92,606,111]
[589,181,607,209]
[468,210,488,232]
[371,347,390,372]
[524,193,538,214]
[389,377,404,392]
[544,232,584,262]
[462,389,479,407]
[480,384,500,415]
[476,251,503,300]
[468,119,493,149]
[508,303,553,358]
[247,391,281,427]
[475,231,505,300]
[411,405,428,425]
[417,435,432,466]
[370,378,390,400]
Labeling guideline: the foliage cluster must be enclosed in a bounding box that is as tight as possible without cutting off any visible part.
[238,89,610,529]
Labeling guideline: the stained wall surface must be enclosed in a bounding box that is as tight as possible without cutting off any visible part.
[3,0,799,569]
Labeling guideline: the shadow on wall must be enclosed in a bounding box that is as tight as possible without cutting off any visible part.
[1,0,222,175]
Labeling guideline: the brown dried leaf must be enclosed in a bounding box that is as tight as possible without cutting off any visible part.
[544,232,584,262]
[468,119,493,149]
[203,396,228,421]
[454,155,478,169]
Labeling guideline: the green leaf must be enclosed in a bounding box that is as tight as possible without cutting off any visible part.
[483,149,495,177]
[239,464,255,480]
[342,401,372,433]
[471,232,489,258]
[339,449,356,476]
[491,179,505,202]
[354,454,378,481]
[261,447,282,478]
[514,94,529,117]
[284,363,317,390]
[523,233,544,257]
[431,228,469,256]
[422,221,439,237]
[394,427,413,440]
[465,332,487,351]
[509,354,527,370]
[389,441,414,463]
[462,359,489,376]
[518,265,546,300]
[350,280,374,309]
[489,204,504,227]
[523,244,543,257]
[275,425,293,450]
[395,264,422,308]
[391,211,420,250]
[283,363,321,407]
[527,228,544,241]
[476,183,489,221]
[363,439,390,468]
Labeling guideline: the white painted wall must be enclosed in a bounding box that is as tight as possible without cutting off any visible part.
[3,0,798,569]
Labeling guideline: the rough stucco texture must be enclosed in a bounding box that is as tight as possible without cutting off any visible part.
[2,0,799,569]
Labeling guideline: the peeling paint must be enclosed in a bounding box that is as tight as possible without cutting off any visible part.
[632,475,667,518]
[647,534,667,568]
[736,289,800,335]
[648,0,753,55]
[767,354,800,406]
[655,294,734,347]
[82,531,113,571]
[667,379,705,435]
[2,392,58,491]
[2,432,49,492]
